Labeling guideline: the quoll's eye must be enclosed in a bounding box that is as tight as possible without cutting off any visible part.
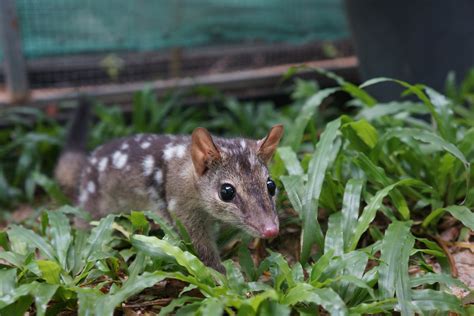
[220,183,236,202]
[267,178,276,196]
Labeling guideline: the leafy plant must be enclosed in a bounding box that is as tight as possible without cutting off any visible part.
[1,70,473,314]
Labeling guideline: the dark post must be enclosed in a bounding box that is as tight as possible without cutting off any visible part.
[0,0,29,103]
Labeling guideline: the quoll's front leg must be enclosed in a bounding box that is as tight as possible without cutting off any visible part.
[179,211,225,273]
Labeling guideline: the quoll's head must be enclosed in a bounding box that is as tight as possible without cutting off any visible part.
[191,125,284,239]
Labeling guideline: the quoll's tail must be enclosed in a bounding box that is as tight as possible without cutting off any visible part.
[54,97,91,200]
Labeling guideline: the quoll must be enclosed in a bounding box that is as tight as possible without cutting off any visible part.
[55,100,284,271]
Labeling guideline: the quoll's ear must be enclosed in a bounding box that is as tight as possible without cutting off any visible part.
[191,127,221,176]
[257,124,284,164]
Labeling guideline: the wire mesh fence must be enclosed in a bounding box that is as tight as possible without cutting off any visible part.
[1,0,351,92]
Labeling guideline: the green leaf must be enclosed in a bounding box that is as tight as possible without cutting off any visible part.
[324,212,343,256]
[348,179,417,252]
[341,119,379,153]
[32,172,70,204]
[277,147,304,176]
[283,283,348,316]
[411,289,464,314]
[83,214,115,259]
[341,179,364,250]
[37,260,61,284]
[46,210,72,271]
[353,153,410,219]
[349,299,397,314]
[356,101,427,121]
[157,296,201,316]
[301,118,341,263]
[238,241,256,281]
[310,249,334,283]
[284,87,340,150]
[95,272,166,315]
[360,78,447,138]
[0,269,17,297]
[7,225,56,260]
[423,205,474,230]
[197,297,224,316]
[378,221,415,316]
[130,211,150,234]
[131,235,215,286]
[280,175,305,214]
[30,283,59,316]
[410,273,469,290]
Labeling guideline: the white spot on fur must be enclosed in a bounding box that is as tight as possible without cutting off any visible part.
[86,167,92,174]
[98,157,108,172]
[240,140,246,149]
[121,142,129,150]
[79,190,88,204]
[112,151,128,169]
[163,144,186,160]
[90,157,97,165]
[154,169,163,184]
[142,155,154,176]
[168,199,177,211]
[87,181,96,193]
[140,141,151,149]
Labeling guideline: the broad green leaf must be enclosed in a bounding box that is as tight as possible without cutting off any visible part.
[310,249,334,283]
[77,287,104,316]
[378,221,415,316]
[144,211,181,242]
[411,289,464,314]
[423,205,474,230]
[356,101,427,121]
[264,252,295,291]
[223,260,247,294]
[348,179,417,252]
[37,260,61,284]
[354,153,410,219]
[95,272,166,315]
[280,175,305,214]
[158,296,201,316]
[83,214,115,259]
[410,273,469,290]
[349,299,397,314]
[238,241,257,281]
[341,119,379,153]
[131,235,215,286]
[0,269,17,297]
[324,212,343,256]
[0,252,24,267]
[7,225,56,260]
[341,179,364,250]
[284,87,340,150]
[197,297,224,316]
[257,300,291,316]
[46,210,72,271]
[283,283,348,316]
[277,147,304,176]
[30,283,59,316]
[301,118,341,263]
[32,172,70,204]
[130,211,150,234]
[360,78,447,138]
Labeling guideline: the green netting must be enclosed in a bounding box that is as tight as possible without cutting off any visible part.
[3,0,348,60]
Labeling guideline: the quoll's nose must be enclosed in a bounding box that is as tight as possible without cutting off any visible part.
[262,225,279,239]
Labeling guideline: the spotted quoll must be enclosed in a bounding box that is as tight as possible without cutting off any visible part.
[55,100,284,271]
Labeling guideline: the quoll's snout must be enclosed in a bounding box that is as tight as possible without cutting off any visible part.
[262,224,279,239]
